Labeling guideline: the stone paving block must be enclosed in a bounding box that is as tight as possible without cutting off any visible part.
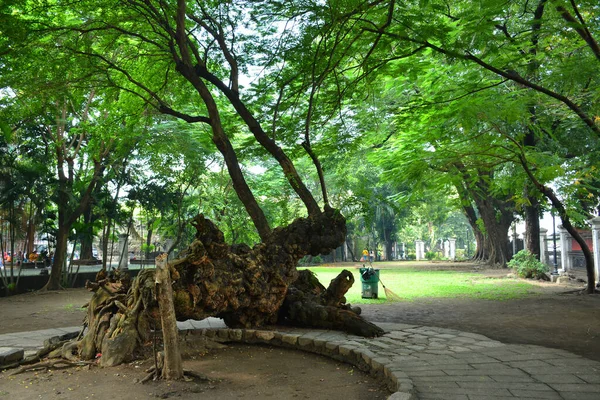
[434,333,458,339]
[446,368,529,377]
[520,366,591,375]
[465,345,487,351]
[297,336,314,348]
[0,347,24,364]
[377,336,404,346]
[452,354,500,364]
[405,369,448,377]
[4,339,40,349]
[418,386,513,396]
[312,338,327,352]
[254,331,275,342]
[489,374,537,383]
[387,391,414,400]
[324,341,341,353]
[216,328,229,339]
[280,333,299,346]
[23,350,37,358]
[394,360,434,368]
[425,342,448,349]
[531,374,585,384]
[545,358,600,368]
[242,329,256,341]
[458,382,553,391]
[548,383,600,393]
[477,341,504,348]
[448,345,471,353]
[371,357,392,373]
[561,393,600,400]
[338,344,354,358]
[298,330,328,340]
[487,352,550,362]
[417,394,468,400]
[415,381,460,389]
[449,336,477,344]
[467,397,525,400]
[507,389,563,399]
[396,378,413,392]
[368,341,393,350]
[507,360,555,369]
[577,374,600,384]
[414,353,455,361]
[438,364,478,371]
[392,355,420,362]
[384,331,410,340]
[424,349,455,356]
[203,329,217,338]
[228,329,243,341]
[413,375,494,383]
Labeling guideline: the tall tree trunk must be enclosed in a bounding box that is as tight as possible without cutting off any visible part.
[48,225,69,290]
[455,179,486,261]
[26,207,35,255]
[474,195,512,267]
[79,203,95,260]
[145,218,155,259]
[519,154,597,293]
[524,195,541,259]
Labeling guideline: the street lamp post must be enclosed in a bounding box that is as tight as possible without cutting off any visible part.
[552,210,559,275]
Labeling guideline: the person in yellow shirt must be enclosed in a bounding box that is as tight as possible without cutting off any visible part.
[361,248,369,262]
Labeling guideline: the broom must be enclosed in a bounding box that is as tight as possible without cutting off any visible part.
[366,262,402,301]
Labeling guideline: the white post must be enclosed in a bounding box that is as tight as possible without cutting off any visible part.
[512,224,518,256]
[559,226,571,272]
[444,240,450,258]
[118,233,129,271]
[539,228,548,265]
[402,242,406,260]
[448,238,456,260]
[415,240,425,260]
[589,217,600,284]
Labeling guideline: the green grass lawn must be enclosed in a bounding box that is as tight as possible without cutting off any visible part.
[300,267,539,304]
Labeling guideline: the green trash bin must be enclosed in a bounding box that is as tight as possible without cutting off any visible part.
[359,267,379,299]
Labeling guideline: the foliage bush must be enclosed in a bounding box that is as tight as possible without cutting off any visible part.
[406,253,416,260]
[425,251,436,260]
[507,250,549,279]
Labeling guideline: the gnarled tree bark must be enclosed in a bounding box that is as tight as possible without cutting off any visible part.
[75,208,383,367]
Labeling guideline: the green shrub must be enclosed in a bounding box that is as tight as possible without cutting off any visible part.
[406,253,416,260]
[508,250,549,279]
[425,251,436,260]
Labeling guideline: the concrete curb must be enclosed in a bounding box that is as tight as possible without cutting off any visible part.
[185,325,416,400]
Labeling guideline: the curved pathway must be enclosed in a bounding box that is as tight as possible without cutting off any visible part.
[1,319,599,399]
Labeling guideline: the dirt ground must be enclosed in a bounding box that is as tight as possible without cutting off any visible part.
[0,343,388,400]
[1,262,599,399]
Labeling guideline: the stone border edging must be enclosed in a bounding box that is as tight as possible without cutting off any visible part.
[184,326,415,400]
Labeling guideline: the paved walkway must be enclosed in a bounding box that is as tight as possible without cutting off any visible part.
[1,320,600,400]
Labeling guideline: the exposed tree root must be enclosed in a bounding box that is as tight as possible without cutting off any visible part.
[41,209,383,369]
[8,359,94,376]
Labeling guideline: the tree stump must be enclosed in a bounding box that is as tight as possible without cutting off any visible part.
[76,208,383,365]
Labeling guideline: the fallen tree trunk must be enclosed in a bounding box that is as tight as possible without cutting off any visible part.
[76,208,383,366]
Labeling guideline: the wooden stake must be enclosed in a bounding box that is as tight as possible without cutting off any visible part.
[155,253,183,380]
